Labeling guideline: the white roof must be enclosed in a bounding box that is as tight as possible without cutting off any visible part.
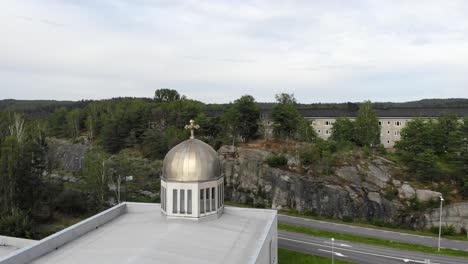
[0,247,18,258]
[28,203,276,264]
[0,236,36,259]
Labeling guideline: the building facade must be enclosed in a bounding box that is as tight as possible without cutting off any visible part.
[258,106,468,148]
[311,117,410,148]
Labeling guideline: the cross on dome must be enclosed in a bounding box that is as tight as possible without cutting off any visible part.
[185,119,200,139]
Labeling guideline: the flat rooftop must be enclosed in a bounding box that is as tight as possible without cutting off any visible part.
[11,203,275,264]
[0,247,19,258]
[0,236,36,259]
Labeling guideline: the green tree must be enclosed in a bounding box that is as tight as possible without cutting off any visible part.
[48,107,69,138]
[67,108,83,138]
[412,149,440,182]
[330,118,355,144]
[83,147,109,211]
[271,93,301,139]
[297,117,317,142]
[354,101,380,146]
[154,89,181,102]
[224,95,260,142]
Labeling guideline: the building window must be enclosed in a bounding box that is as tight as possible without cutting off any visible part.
[378,121,382,126]
[211,188,215,211]
[187,190,192,214]
[395,121,401,126]
[325,121,329,125]
[180,189,185,214]
[218,185,221,209]
[387,140,390,144]
[206,188,211,212]
[387,121,390,125]
[173,189,178,214]
[200,189,204,214]
[318,130,321,133]
[325,130,329,135]
[161,187,165,212]
[394,130,400,136]
[387,130,390,134]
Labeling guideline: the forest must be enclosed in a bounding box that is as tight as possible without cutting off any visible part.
[0,89,467,238]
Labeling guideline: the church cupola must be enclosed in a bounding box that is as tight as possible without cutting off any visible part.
[160,120,224,219]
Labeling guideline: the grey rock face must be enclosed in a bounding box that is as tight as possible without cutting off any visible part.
[219,146,399,220]
[429,202,468,232]
[47,138,91,172]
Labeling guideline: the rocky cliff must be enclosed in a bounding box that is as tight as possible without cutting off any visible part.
[218,145,468,232]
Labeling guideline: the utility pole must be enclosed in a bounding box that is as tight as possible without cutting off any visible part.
[331,237,334,264]
[438,196,444,252]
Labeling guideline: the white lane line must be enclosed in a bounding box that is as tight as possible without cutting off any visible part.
[318,249,347,257]
[323,241,352,247]
[279,237,428,263]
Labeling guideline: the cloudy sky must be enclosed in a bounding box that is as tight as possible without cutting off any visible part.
[1,0,468,103]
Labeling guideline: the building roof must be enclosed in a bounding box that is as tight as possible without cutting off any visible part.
[163,139,221,182]
[0,236,36,259]
[298,107,468,118]
[3,203,276,264]
[205,107,468,118]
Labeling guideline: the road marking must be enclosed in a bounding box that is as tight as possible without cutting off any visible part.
[323,241,352,247]
[279,237,430,263]
[318,249,347,257]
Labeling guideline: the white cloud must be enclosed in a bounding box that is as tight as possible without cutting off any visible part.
[0,0,467,103]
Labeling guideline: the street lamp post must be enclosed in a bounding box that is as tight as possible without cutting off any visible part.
[438,196,444,252]
[331,237,334,264]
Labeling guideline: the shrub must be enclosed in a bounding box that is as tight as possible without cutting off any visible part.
[303,209,317,216]
[383,188,399,201]
[266,154,288,168]
[298,145,320,166]
[431,225,456,236]
[342,216,354,223]
[54,189,90,216]
[0,208,34,238]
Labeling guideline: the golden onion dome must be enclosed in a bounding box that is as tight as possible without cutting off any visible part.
[162,138,221,182]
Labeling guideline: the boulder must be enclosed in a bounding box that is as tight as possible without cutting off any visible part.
[415,189,442,202]
[398,183,415,200]
[365,164,390,188]
[367,192,382,205]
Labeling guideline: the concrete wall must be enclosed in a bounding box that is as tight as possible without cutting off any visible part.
[254,211,278,264]
[0,203,127,264]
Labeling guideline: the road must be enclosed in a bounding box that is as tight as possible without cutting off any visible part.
[279,230,468,264]
[279,214,468,252]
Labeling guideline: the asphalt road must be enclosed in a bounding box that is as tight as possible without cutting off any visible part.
[279,230,468,264]
[279,214,468,252]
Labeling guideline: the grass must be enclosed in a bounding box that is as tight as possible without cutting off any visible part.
[279,223,468,258]
[279,248,355,264]
[280,210,468,241]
